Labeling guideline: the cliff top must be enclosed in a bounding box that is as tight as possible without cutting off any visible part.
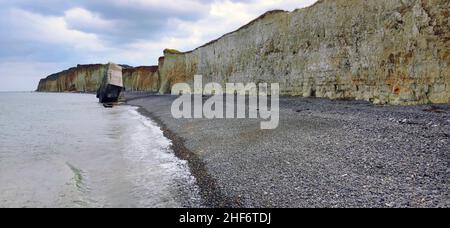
[182,10,288,54]
[163,49,182,55]
[123,66,159,72]
[41,64,158,81]
[178,0,328,54]
[42,64,105,81]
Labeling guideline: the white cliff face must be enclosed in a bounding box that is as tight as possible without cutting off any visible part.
[37,65,160,93]
[37,64,107,93]
[37,0,449,105]
[158,0,449,105]
[122,66,160,92]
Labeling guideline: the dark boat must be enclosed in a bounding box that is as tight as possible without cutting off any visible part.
[97,63,123,103]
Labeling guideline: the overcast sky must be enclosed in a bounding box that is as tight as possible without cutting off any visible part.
[0,0,317,91]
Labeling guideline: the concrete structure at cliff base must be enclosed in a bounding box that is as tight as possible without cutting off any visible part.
[96,63,123,103]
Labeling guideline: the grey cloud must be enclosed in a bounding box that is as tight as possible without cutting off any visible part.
[10,0,211,45]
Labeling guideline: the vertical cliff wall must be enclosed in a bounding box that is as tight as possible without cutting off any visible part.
[37,64,106,92]
[37,64,161,93]
[157,0,449,105]
[37,0,449,105]
[158,50,198,94]
[122,66,160,92]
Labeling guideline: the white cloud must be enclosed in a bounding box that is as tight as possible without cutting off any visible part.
[9,8,106,51]
[64,7,116,32]
[109,0,210,14]
[245,0,317,13]
[156,0,318,52]
[117,34,202,64]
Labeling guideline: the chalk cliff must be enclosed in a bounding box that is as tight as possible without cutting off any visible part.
[37,64,160,93]
[122,66,160,92]
[38,0,450,104]
[37,64,106,92]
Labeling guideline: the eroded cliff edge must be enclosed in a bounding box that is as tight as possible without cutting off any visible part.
[38,0,449,105]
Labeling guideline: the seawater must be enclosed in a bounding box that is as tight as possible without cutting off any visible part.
[0,92,201,208]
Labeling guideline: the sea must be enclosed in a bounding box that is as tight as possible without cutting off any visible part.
[0,92,202,208]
